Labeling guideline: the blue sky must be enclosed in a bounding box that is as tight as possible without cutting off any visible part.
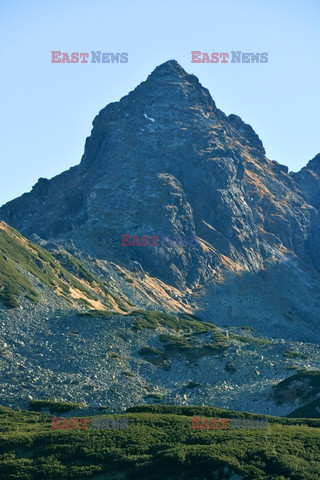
[0,0,319,207]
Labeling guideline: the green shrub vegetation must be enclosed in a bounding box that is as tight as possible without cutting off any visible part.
[158,333,228,361]
[185,381,201,389]
[139,346,164,356]
[138,346,168,367]
[144,393,163,400]
[283,350,308,359]
[52,251,96,283]
[28,400,84,413]
[240,325,256,332]
[131,310,216,333]
[0,404,320,479]
[0,227,39,307]
[159,334,196,350]
[121,371,135,377]
[130,310,229,346]
[229,333,270,346]
[287,398,320,418]
[273,370,320,405]
[76,309,115,319]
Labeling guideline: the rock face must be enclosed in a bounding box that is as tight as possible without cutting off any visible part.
[293,153,320,210]
[292,154,320,270]
[1,59,320,339]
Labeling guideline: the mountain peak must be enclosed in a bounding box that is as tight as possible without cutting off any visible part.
[2,58,320,305]
[143,59,202,91]
[305,153,320,173]
[148,59,187,77]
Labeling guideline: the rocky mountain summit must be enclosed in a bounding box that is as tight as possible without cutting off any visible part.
[1,60,320,342]
[1,60,320,415]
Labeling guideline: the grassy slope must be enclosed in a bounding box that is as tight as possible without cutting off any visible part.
[0,404,320,480]
[0,222,126,310]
